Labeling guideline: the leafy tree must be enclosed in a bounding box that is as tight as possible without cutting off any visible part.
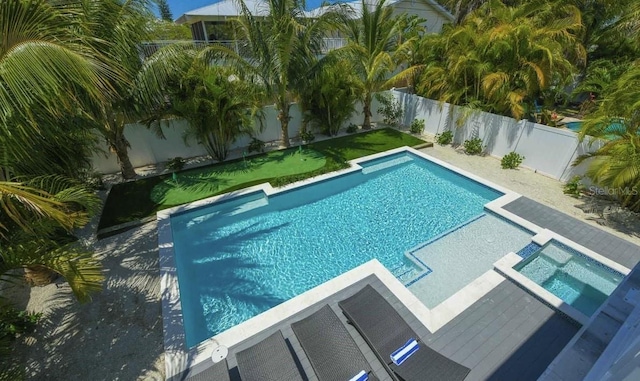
[78,0,185,179]
[417,0,583,119]
[337,0,417,129]
[156,0,173,21]
[213,0,337,147]
[575,63,640,211]
[76,0,151,179]
[305,60,359,136]
[148,19,193,40]
[0,0,115,166]
[163,64,264,161]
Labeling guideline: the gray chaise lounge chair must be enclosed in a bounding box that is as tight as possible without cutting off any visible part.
[338,285,471,381]
[291,304,381,381]
[235,330,304,381]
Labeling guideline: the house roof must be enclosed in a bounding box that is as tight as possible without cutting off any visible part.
[175,0,270,24]
[177,0,454,24]
[309,0,454,21]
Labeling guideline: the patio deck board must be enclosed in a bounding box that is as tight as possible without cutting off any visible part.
[503,197,640,268]
[181,275,578,381]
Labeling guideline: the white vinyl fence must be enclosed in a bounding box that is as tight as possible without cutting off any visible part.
[91,101,382,174]
[391,89,601,182]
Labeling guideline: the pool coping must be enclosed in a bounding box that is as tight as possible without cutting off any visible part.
[156,146,630,379]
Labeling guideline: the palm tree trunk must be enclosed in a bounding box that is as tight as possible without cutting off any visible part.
[112,132,137,180]
[277,105,291,148]
[362,93,372,129]
[24,266,57,286]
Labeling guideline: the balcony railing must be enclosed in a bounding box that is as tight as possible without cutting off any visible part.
[139,38,348,59]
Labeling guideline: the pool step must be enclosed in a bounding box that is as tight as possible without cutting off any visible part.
[227,196,269,216]
[390,263,422,284]
[361,156,413,174]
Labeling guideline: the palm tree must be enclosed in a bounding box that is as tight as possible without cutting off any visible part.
[337,0,415,129]
[0,176,103,301]
[73,0,160,179]
[156,0,173,21]
[575,63,640,211]
[418,0,583,119]
[0,0,115,167]
[160,62,264,161]
[0,0,111,305]
[214,0,335,148]
[305,59,359,136]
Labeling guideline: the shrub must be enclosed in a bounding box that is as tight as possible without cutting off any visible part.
[376,93,403,127]
[166,157,186,172]
[410,119,425,134]
[299,130,315,143]
[501,152,525,169]
[463,137,484,155]
[563,176,584,197]
[0,305,41,341]
[80,170,105,190]
[248,137,265,153]
[346,123,358,134]
[435,130,453,145]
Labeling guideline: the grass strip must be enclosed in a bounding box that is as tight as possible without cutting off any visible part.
[98,128,425,231]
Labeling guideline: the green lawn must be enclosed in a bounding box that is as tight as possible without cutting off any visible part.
[98,128,425,232]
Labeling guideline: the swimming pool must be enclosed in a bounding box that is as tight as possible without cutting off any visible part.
[169,151,503,347]
[514,241,624,316]
[565,121,583,132]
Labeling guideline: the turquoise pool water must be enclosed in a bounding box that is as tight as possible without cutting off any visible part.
[171,152,502,347]
[515,241,624,317]
[565,121,583,132]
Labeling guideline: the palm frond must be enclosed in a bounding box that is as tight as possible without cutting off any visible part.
[0,239,103,304]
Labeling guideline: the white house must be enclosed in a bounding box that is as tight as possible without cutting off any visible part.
[175,0,454,46]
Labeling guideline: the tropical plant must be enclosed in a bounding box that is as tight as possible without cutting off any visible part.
[0,304,40,341]
[72,0,160,180]
[165,157,186,172]
[563,175,585,197]
[376,93,403,127]
[147,19,192,40]
[0,176,103,300]
[346,123,358,133]
[165,65,264,161]
[463,137,484,155]
[299,130,315,143]
[575,63,640,211]
[501,151,525,169]
[212,0,337,148]
[305,60,359,136]
[0,0,115,179]
[436,130,454,145]
[156,0,173,21]
[248,138,266,153]
[337,0,417,129]
[410,119,425,134]
[417,0,584,120]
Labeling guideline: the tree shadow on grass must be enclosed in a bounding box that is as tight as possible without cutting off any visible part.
[150,150,324,206]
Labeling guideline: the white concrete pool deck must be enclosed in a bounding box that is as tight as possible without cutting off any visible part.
[157,146,634,380]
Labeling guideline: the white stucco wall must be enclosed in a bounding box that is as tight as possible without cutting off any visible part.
[392,89,599,182]
[91,100,382,174]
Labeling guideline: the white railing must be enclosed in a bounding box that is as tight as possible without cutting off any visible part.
[140,38,348,58]
[320,38,348,53]
[139,40,210,58]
